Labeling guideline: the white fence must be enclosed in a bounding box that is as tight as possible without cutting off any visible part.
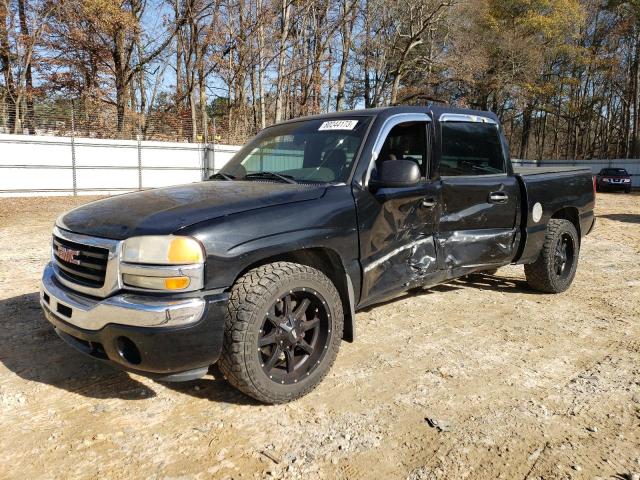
[0,133,241,197]
[1,133,638,197]
[512,159,640,187]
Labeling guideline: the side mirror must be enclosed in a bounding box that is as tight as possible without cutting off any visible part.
[370,160,421,189]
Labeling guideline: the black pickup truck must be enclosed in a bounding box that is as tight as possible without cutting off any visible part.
[41,106,596,403]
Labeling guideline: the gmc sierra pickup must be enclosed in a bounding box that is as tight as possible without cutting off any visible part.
[41,106,596,403]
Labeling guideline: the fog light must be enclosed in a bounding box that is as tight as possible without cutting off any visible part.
[123,274,191,290]
[116,336,141,365]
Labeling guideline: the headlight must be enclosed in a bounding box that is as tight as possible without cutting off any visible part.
[122,235,204,265]
[120,236,205,292]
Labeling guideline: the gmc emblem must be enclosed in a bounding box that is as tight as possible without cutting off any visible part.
[57,245,81,265]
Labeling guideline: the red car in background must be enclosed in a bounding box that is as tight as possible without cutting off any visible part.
[596,168,632,193]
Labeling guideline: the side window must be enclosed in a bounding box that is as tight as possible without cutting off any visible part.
[378,122,428,177]
[440,122,505,176]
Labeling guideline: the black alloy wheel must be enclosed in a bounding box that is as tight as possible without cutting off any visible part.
[219,262,344,404]
[525,218,580,294]
[553,232,575,279]
[258,289,330,385]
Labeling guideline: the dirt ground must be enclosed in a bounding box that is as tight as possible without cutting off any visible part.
[0,192,639,480]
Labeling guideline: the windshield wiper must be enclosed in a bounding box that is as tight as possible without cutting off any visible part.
[209,172,235,181]
[245,171,298,184]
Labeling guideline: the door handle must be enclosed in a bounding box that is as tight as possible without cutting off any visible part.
[422,197,436,209]
[488,192,509,204]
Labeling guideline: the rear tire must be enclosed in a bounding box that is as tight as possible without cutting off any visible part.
[524,219,579,294]
[218,262,343,404]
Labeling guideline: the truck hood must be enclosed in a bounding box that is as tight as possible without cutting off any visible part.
[57,181,327,240]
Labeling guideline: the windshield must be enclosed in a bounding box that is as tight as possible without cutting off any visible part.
[219,117,371,183]
[601,168,628,176]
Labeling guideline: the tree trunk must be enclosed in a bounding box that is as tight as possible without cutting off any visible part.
[136,40,147,138]
[257,0,266,129]
[274,0,291,122]
[631,28,640,158]
[520,103,533,159]
[175,0,184,110]
[390,74,401,105]
[363,0,372,108]
[114,76,128,137]
[115,83,127,136]
[0,0,16,132]
[17,0,34,134]
[113,27,128,136]
[189,88,198,142]
[198,60,208,143]
[336,1,354,111]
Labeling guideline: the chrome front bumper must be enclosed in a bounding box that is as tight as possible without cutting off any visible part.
[41,262,206,330]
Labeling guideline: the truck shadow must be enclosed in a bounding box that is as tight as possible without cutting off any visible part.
[452,272,544,295]
[0,292,259,405]
[598,213,640,224]
[0,292,157,400]
[160,366,262,406]
[361,272,542,312]
[360,284,464,312]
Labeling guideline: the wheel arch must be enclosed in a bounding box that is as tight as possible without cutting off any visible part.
[232,247,356,343]
[551,206,581,240]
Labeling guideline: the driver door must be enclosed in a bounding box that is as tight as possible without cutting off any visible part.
[354,115,440,305]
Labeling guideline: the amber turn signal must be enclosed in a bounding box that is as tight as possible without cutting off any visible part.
[123,274,191,291]
[163,276,191,290]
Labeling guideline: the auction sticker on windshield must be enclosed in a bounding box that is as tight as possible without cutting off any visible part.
[318,120,359,131]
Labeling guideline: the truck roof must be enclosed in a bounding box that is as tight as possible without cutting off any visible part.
[277,105,500,125]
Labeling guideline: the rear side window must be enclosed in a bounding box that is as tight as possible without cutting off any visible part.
[440,122,506,176]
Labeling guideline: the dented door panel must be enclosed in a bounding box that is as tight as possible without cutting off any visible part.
[436,228,517,268]
[354,182,440,304]
[438,176,519,269]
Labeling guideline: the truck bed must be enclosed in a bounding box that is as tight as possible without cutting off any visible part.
[514,166,592,176]
[513,164,595,265]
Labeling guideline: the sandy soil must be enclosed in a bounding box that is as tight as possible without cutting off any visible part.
[0,192,639,479]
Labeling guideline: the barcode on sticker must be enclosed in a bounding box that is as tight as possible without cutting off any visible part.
[318,120,358,131]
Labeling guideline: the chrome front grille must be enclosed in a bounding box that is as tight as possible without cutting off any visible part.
[51,226,122,298]
[53,235,109,288]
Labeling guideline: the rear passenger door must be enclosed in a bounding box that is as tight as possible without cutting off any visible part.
[436,114,519,271]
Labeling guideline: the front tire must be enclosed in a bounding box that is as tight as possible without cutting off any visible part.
[218,262,343,404]
[524,219,579,293]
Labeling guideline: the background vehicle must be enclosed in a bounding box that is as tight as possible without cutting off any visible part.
[40,106,596,403]
[595,168,632,193]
